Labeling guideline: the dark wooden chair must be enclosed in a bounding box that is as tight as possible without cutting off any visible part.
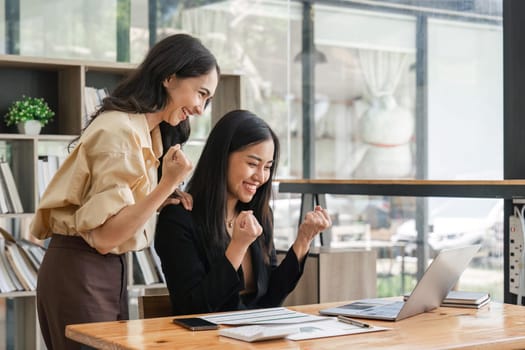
[137,293,172,319]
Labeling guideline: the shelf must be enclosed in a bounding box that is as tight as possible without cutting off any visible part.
[0,290,36,298]
[127,284,168,298]
[0,133,76,141]
[0,213,34,218]
[0,54,137,136]
[277,179,525,199]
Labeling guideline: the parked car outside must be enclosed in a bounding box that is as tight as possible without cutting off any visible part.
[391,199,503,258]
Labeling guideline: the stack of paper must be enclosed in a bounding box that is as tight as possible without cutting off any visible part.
[202,307,390,342]
[202,307,327,325]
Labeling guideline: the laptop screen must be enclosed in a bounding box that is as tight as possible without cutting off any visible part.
[319,244,481,321]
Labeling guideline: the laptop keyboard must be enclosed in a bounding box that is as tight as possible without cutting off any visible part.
[367,302,404,316]
[341,301,405,317]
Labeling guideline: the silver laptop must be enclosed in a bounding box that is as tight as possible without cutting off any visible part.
[320,244,480,321]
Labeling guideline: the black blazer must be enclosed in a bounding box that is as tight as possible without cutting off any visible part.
[155,204,307,316]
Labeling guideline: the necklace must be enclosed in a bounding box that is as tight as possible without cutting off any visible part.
[227,213,237,229]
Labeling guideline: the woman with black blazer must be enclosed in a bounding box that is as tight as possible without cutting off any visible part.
[155,109,331,315]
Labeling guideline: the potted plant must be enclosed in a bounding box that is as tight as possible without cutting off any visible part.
[4,95,55,135]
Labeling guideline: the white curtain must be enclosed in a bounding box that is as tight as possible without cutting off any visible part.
[359,50,408,99]
[353,49,414,178]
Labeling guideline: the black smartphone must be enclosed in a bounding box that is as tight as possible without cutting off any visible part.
[172,317,219,331]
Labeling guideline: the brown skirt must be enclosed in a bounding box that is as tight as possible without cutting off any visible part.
[36,234,128,350]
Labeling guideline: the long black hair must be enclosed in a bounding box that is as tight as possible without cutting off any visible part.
[187,109,280,263]
[72,33,220,151]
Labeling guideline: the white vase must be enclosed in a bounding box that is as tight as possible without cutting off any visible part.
[360,95,414,145]
[353,144,413,179]
[17,120,42,135]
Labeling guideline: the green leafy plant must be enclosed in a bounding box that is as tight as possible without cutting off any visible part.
[4,95,55,126]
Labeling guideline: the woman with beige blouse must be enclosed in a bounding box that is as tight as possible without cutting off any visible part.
[30,34,219,350]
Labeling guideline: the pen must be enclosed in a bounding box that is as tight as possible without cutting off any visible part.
[337,315,371,328]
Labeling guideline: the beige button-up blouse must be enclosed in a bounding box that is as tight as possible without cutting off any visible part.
[30,111,162,254]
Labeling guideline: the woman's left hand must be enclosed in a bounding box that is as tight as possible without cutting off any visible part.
[293,205,332,260]
[297,206,332,241]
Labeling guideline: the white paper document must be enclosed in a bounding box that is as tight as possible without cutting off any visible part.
[286,319,390,340]
[202,307,328,325]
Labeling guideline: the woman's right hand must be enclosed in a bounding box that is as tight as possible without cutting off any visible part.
[160,145,192,191]
[230,210,262,249]
[225,210,262,269]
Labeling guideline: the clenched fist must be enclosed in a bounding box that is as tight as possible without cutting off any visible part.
[230,210,263,248]
[160,144,192,192]
[293,205,332,261]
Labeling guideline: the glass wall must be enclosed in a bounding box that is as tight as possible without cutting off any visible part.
[0,0,4,55]
[158,0,299,174]
[20,0,118,59]
[0,0,504,301]
[14,0,149,61]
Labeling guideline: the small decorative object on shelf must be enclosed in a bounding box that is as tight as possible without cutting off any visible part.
[3,95,55,135]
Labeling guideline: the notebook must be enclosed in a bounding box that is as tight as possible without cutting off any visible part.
[320,244,481,321]
[403,290,491,309]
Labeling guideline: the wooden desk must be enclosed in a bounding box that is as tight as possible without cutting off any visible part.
[66,302,525,349]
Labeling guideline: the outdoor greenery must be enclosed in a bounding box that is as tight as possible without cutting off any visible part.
[4,96,55,127]
[376,264,503,302]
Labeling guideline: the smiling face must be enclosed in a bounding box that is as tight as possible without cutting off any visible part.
[161,68,219,126]
[227,139,275,204]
